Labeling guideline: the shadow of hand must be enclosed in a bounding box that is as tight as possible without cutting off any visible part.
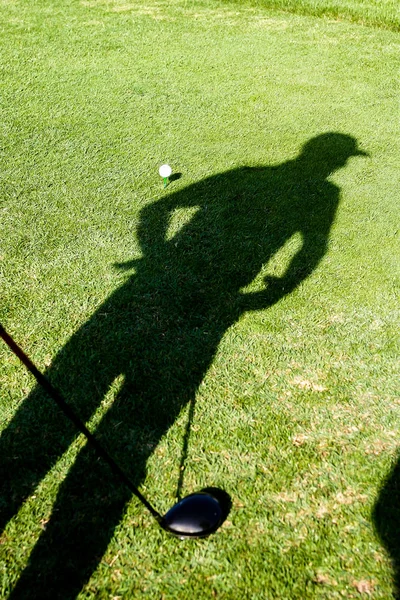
[113,259,140,271]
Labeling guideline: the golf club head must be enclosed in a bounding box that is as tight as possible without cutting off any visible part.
[161,488,231,539]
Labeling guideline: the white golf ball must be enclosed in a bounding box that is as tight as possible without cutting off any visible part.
[159,164,172,178]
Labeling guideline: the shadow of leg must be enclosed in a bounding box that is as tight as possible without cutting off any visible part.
[9,443,131,600]
[0,386,78,532]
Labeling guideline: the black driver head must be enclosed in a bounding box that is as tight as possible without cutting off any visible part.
[161,488,231,538]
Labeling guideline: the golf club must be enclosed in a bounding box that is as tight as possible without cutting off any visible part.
[0,323,230,538]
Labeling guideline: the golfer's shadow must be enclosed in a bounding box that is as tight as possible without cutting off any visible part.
[374,455,400,599]
[0,133,367,599]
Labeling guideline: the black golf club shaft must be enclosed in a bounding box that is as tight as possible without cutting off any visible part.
[0,324,163,523]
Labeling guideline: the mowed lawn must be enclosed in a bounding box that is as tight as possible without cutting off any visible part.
[0,0,399,598]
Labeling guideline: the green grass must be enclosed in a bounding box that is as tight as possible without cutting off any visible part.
[0,0,399,598]
[221,0,400,31]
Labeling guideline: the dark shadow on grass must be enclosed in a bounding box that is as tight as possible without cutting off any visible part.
[373,454,400,599]
[0,133,367,600]
[169,172,182,182]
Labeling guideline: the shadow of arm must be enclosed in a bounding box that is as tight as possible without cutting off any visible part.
[239,235,328,312]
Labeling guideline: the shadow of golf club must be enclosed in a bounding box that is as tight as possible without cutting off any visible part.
[176,396,196,501]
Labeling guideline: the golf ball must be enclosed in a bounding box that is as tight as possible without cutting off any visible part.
[159,164,172,178]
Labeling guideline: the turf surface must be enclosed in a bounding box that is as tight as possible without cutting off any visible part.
[0,0,399,598]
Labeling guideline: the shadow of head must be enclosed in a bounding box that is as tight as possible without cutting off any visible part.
[298,133,369,174]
